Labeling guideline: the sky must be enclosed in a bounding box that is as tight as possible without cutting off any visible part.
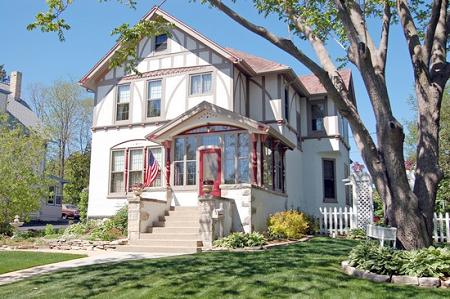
[0,0,417,163]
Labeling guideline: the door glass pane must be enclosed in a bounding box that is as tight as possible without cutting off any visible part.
[203,152,219,182]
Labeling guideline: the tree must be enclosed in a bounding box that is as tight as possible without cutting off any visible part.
[0,65,6,82]
[63,151,90,205]
[405,86,450,213]
[28,1,449,249]
[0,114,48,229]
[29,80,91,179]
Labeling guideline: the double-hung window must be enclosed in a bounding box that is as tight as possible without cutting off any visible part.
[116,85,130,121]
[155,34,168,52]
[128,149,144,189]
[323,159,336,202]
[110,150,125,193]
[190,73,212,95]
[147,80,161,118]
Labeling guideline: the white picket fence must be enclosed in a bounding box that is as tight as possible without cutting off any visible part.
[319,207,450,243]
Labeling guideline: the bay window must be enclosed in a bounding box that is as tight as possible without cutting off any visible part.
[116,85,130,121]
[147,80,161,118]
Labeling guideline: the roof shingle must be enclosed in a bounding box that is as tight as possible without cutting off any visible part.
[299,69,352,95]
[225,48,289,74]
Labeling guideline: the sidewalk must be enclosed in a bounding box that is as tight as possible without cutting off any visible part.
[0,250,179,286]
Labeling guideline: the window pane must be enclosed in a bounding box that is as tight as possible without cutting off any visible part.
[202,74,212,93]
[129,149,143,171]
[112,151,125,171]
[311,103,325,131]
[224,134,236,184]
[148,80,161,99]
[174,162,184,185]
[186,161,196,185]
[147,99,161,117]
[323,160,335,199]
[190,75,202,95]
[238,158,249,183]
[174,138,185,161]
[129,171,143,188]
[238,133,249,158]
[155,34,167,51]
[323,160,335,179]
[201,135,220,146]
[116,103,129,121]
[186,136,197,160]
[118,85,130,103]
[111,173,124,193]
[324,180,335,198]
[263,144,273,188]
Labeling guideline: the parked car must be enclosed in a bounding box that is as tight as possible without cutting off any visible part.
[62,204,80,219]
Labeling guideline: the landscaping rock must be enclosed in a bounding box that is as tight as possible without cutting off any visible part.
[391,275,419,285]
[441,279,450,288]
[418,277,440,288]
[362,272,390,283]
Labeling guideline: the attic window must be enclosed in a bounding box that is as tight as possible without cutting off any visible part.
[155,34,168,52]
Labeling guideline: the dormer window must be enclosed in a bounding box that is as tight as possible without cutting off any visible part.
[155,34,168,52]
[116,85,130,121]
[190,73,212,95]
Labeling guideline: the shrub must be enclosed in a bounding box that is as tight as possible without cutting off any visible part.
[267,210,309,239]
[78,188,89,222]
[44,224,56,236]
[89,219,123,241]
[110,205,128,234]
[213,232,266,248]
[347,228,366,240]
[348,241,450,277]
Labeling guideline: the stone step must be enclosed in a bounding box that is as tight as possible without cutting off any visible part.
[154,221,199,228]
[159,215,200,222]
[117,245,201,254]
[130,239,202,247]
[170,206,199,211]
[140,233,200,240]
[150,227,200,234]
[167,211,200,217]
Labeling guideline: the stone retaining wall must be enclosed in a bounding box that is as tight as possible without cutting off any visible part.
[341,261,450,288]
[47,239,128,251]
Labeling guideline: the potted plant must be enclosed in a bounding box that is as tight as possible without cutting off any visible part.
[202,179,214,195]
[131,183,144,196]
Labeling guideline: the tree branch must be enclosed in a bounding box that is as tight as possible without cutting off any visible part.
[430,0,448,85]
[424,0,443,68]
[378,1,391,76]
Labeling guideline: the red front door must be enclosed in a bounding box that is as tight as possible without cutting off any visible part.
[199,148,221,197]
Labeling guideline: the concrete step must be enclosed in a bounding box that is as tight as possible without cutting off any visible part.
[159,215,200,222]
[130,239,202,247]
[170,206,199,211]
[167,211,200,217]
[151,227,200,234]
[117,245,201,254]
[159,221,199,228]
[140,233,200,240]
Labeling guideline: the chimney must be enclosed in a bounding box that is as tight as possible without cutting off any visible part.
[10,71,22,101]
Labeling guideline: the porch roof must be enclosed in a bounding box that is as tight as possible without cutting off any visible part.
[145,101,295,149]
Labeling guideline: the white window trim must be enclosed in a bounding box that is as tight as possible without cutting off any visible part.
[114,84,132,124]
[188,72,213,97]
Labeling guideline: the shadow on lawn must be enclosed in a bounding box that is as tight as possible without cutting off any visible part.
[0,238,448,298]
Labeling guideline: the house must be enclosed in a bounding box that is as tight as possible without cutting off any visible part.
[0,72,64,221]
[81,7,352,252]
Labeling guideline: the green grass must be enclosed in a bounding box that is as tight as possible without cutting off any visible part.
[0,251,86,275]
[0,238,448,298]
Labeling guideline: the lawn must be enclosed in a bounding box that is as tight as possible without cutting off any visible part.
[0,238,448,298]
[0,251,86,275]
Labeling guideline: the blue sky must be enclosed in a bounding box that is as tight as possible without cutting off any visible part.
[1,0,416,163]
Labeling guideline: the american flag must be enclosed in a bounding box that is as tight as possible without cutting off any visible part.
[144,150,160,187]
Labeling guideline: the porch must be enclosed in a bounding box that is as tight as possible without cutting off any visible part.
[125,102,294,252]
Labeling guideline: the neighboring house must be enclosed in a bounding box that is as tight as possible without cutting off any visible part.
[81,7,352,251]
[0,72,64,221]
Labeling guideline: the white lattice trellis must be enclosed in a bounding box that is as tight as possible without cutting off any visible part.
[350,171,373,229]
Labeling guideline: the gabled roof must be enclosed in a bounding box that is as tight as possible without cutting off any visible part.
[299,69,352,95]
[225,48,289,74]
[79,7,248,90]
[146,101,295,149]
[6,98,41,130]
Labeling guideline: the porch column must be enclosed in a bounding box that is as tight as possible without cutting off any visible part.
[162,141,171,187]
[251,133,258,185]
